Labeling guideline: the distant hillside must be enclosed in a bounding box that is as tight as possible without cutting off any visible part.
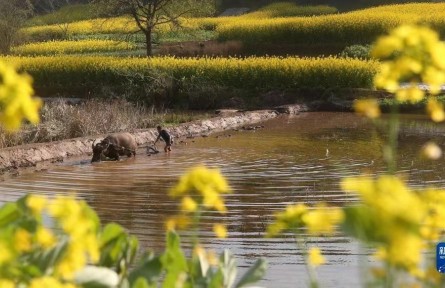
[218,0,441,11]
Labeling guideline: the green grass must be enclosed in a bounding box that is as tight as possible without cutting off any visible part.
[26,4,97,27]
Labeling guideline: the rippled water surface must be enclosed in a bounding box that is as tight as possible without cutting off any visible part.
[2,112,445,287]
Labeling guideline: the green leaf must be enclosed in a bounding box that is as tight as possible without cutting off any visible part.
[220,250,237,288]
[161,231,188,288]
[100,223,125,247]
[33,238,69,273]
[82,201,101,231]
[341,206,381,243]
[190,248,209,281]
[129,252,163,286]
[0,202,20,227]
[74,265,119,288]
[127,235,139,264]
[208,270,224,288]
[132,278,150,288]
[235,258,267,288]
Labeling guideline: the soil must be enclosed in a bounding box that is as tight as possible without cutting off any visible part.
[0,108,302,177]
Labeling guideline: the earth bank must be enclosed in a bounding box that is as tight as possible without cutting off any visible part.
[0,109,290,176]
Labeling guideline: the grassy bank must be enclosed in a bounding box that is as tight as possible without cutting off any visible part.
[0,99,210,149]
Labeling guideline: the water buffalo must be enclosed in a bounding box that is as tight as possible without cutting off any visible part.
[91,132,137,162]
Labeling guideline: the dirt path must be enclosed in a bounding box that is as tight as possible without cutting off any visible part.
[0,109,292,176]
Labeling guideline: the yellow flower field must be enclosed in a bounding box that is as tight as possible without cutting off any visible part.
[216,3,445,44]
[12,40,137,56]
[1,55,378,94]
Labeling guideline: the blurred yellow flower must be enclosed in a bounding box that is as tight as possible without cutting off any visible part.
[26,194,47,215]
[266,203,308,237]
[14,228,32,252]
[168,166,231,238]
[181,196,198,212]
[427,98,445,122]
[0,279,15,288]
[372,25,445,102]
[0,242,12,265]
[302,205,344,235]
[0,61,41,131]
[308,247,325,267]
[395,86,424,103]
[165,215,191,231]
[213,223,228,239]
[36,226,56,249]
[55,243,86,279]
[30,276,72,288]
[169,166,231,197]
[353,99,381,118]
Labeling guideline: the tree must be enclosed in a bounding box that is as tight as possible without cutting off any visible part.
[0,0,34,55]
[93,0,216,56]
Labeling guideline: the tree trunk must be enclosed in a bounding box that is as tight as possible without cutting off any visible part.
[145,29,152,57]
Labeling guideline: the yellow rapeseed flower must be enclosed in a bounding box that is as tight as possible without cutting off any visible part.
[372,25,445,104]
[302,205,344,235]
[427,98,445,122]
[55,243,86,280]
[0,279,15,288]
[164,215,191,231]
[266,203,308,237]
[308,247,326,267]
[0,61,41,131]
[36,226,56,249]
[395,86,424,103]
[0,241,12,265]
[353,99,381,119]
[30,276,73,288]
[181,196,198,212]
[14,228,32,252]
[26,194,47,215]
[169,166,230,197]
[213,223,228,239]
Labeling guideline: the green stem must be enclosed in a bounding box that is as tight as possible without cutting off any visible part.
[192,209,202,247]
[295,234,319,288]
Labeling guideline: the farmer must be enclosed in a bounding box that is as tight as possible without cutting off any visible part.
[154,125,173,152]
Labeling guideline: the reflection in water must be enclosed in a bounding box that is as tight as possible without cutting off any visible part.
[0,112,444,287]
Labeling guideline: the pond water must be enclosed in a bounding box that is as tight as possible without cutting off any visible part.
[1,112,445,287]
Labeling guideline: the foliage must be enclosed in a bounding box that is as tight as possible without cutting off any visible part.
[2,55,378,98]
[339,44,371,59]
[91,0,216,56]
[12,40,137,56]
[26,4,97,27]
[0,61,41,131]
[0,0,34,54]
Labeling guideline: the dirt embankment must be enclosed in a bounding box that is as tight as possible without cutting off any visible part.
[0,109,292,175]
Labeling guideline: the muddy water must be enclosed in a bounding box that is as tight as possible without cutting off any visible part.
[1,112,445,287]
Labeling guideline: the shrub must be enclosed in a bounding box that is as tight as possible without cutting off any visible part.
[339,44,371,59]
